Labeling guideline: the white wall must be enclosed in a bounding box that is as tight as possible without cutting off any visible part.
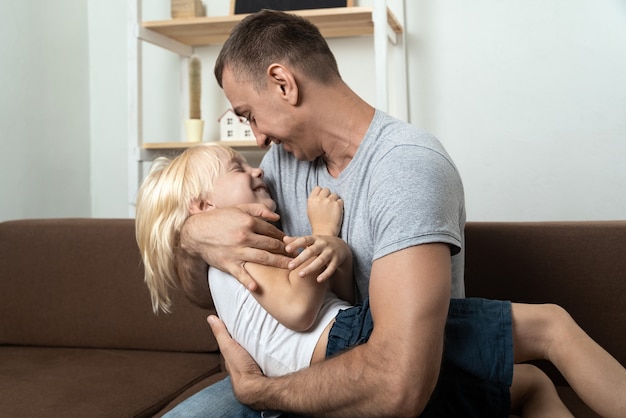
[88,0,129,217]
[406,1,626,221]
[1,0,625,222]
[0,0,91,221]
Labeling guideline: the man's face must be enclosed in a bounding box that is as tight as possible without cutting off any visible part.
[222,67,317,161]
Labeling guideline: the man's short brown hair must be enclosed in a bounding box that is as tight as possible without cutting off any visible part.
[214,9,341,90]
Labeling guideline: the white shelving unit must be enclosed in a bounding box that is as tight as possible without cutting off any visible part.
[127,1,406,215]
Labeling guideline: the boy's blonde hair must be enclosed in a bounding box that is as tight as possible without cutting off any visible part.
[135,144,240,314]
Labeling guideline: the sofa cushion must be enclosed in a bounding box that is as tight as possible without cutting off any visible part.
[0,346,222,418]
[0,218,217,352]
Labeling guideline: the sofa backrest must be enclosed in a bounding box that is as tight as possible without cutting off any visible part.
[465,221,626,379]
[0,218,218,352]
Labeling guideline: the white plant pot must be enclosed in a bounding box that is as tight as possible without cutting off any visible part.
[185,119,204,142]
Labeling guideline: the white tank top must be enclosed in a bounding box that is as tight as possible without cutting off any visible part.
[208,267,350,377]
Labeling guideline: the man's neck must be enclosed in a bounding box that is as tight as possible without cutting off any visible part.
[315,87,375,178]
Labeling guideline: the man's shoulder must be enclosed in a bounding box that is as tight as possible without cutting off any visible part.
[366,112,448,159]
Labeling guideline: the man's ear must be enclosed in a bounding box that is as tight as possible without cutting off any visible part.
[267,64,298,105]
[188,198,214,215]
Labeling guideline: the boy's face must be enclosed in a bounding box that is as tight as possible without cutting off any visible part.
[210,155,276,212]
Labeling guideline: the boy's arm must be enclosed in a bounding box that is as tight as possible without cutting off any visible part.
[243,187,352,330]
[285,186,355,303]
[244,259,329,331]
[283,234,354,304]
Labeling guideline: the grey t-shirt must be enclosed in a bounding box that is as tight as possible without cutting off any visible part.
[261,110,466,302]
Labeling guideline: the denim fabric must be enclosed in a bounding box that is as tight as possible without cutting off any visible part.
[326,298,373,357]
[163,377,260,418]
[421,298,513,418]
[444,297,514,386]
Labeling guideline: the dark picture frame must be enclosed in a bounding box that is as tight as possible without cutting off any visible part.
[232,0,353,14]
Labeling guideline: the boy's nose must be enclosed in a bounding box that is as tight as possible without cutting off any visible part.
[252,167,264,178]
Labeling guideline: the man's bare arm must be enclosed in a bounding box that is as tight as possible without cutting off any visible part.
[175,244,213,309]
[211,243,452,417]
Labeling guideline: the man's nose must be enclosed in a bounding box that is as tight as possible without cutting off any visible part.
[255,133,271,149]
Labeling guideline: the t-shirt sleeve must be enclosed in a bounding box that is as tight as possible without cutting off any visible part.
[368,144,465,261]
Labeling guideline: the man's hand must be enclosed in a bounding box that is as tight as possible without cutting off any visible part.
[207,315,266,404]
[179,203,291,291]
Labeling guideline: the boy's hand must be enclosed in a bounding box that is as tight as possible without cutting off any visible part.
[306,186,343,236]
[284,235,351,283]
[284,187,349,283]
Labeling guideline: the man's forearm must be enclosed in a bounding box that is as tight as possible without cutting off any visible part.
[239,342,439,417]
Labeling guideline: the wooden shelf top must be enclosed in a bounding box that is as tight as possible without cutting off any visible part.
[143,7,402,46]
[142,141,260,151]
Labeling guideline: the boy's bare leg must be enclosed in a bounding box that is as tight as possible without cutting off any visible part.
[510,364,573,418]
[511,303,626,418]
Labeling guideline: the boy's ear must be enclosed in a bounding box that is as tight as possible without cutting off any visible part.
[188,198,214,215]
[267,63,298,105]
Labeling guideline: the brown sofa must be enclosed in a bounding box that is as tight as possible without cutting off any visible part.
[1,218,624,417]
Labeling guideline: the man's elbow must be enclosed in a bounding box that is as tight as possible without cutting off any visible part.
[384,369,438,417]
[178,264,214,310]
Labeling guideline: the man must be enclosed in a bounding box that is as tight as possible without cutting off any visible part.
[171,10,472,417]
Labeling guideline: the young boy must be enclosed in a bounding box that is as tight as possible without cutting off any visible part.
[136,143,626,417]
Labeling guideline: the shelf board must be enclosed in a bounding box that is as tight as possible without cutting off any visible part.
[143,7,402,46]
[142,141,260,151]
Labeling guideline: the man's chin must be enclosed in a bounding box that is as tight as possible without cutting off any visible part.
[280,144,314,161]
